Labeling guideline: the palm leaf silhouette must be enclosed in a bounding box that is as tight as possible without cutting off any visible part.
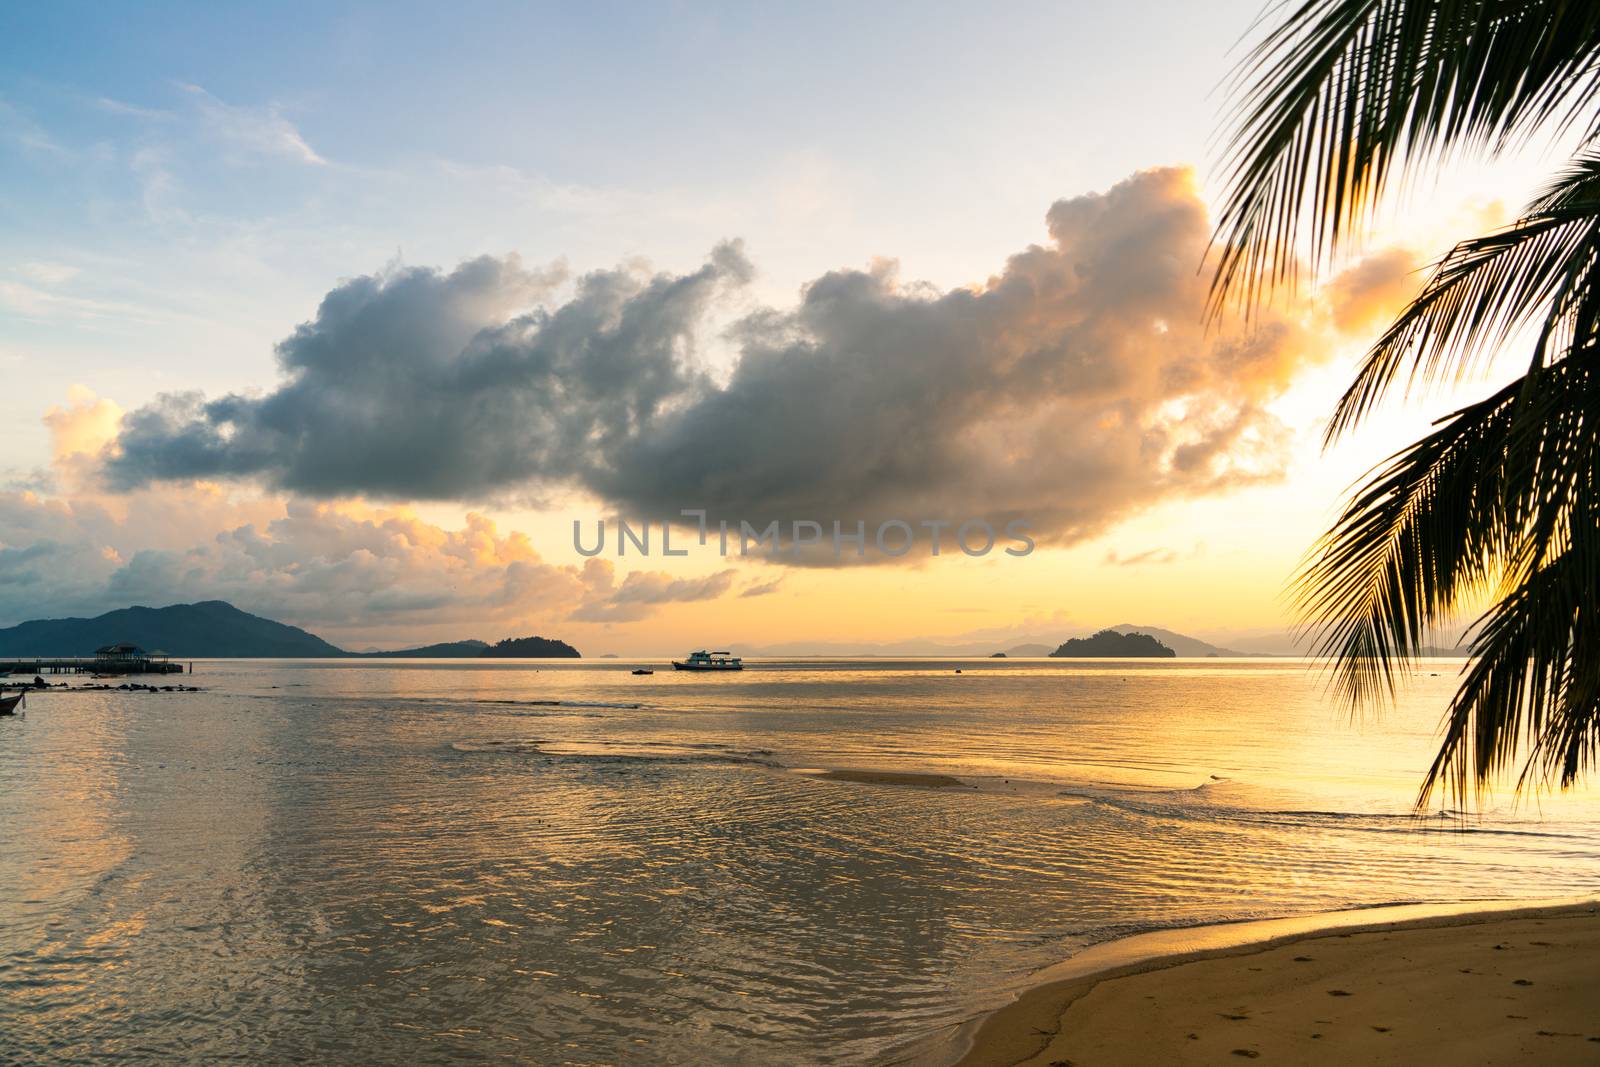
[1217,0,1600,803]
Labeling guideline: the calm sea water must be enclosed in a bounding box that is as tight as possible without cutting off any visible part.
[3,658,1598,1064]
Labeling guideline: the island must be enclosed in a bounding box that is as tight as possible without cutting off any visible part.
[0,601,584,660]
[1049,629,1177,658]
[480,635,582,659]
[0,600,344,659]
[357,639,490,658]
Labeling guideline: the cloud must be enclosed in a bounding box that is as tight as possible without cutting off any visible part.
[34,385,124,494]
[178,83,328,166]
[1104,547,1178,566]
[571,561,737,622]
[1324,247,1419,335]
[739,576,784,597]
[19,261,80,286]
[110,253,576,496]
[0,266,177,326]
[102,167,1393,562]
[0,485,738,641]
[0,98,66,157]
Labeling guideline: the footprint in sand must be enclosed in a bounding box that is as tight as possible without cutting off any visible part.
[1327,989,1354,997]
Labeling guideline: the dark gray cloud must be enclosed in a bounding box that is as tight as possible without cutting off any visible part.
[104,168,1362,559]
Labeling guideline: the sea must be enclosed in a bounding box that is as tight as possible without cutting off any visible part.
[3,658,1598,1064]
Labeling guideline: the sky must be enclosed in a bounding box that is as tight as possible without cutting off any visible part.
[0,1,1566,653]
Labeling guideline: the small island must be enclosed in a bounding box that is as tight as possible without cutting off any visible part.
[480,635,582,659]
[1049,629,1176,658]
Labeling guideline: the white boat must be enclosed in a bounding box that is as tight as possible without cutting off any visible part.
[671,650,743,672]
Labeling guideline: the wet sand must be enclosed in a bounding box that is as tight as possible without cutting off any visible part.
[949,902,1600,1066]
[813,769,968,788]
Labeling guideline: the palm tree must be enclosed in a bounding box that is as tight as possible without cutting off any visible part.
[1213,1,1600,804]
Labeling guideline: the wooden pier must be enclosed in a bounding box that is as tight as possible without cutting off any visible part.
[0,644,188,676]
[0,657,186,676]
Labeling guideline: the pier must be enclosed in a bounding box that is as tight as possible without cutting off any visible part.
[0,658,186,676]
[0,644,187,676]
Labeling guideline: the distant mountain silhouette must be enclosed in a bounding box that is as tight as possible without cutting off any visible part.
[1050,629,1176,658]
[0,601,344,658]
[0,602,585,659]
[1106,624,1254,658]
[481,635,582,659]
[356,639,490,658]
[744,634,1063,657]
[745,626,1268,658]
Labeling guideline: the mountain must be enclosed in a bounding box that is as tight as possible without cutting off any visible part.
[356,639,490,658]
[481,635,582,659]
[1050,629,1176,658]
[1005,643,1055,657]
[743,634,1064,657]
[0,601,345,658]
[1106,623,1256,658]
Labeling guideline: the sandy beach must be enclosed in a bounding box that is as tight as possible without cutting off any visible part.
[951,903,1600,1066]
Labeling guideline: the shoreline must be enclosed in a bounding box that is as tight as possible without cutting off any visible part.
[887,896,1600,1066]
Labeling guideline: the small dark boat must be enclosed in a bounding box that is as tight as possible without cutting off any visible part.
[0,692,24,716]
[632,669,654,675]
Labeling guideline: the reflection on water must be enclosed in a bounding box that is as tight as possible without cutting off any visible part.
[2,658,1598,1064]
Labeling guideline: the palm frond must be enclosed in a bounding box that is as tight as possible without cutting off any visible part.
[1213,0,1600,311]
[1300,350,1600,801]
[1423,488,1600,803]
[1295,376,1520,708]
[1329,153,1600,438]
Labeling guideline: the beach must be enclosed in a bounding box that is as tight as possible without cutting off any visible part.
[951,902,1600,1066]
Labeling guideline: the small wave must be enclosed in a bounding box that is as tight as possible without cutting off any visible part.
[472,699,644,710]
[1225,809,1592,840]
[1057,776,1231,805]
[452,739,549,753]
[451,737,782,767]
[1054,783,1592,841]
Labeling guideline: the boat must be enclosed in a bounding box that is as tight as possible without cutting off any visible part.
[631,669,654,675]
[671,650,743,672]
[0,692,24,716]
